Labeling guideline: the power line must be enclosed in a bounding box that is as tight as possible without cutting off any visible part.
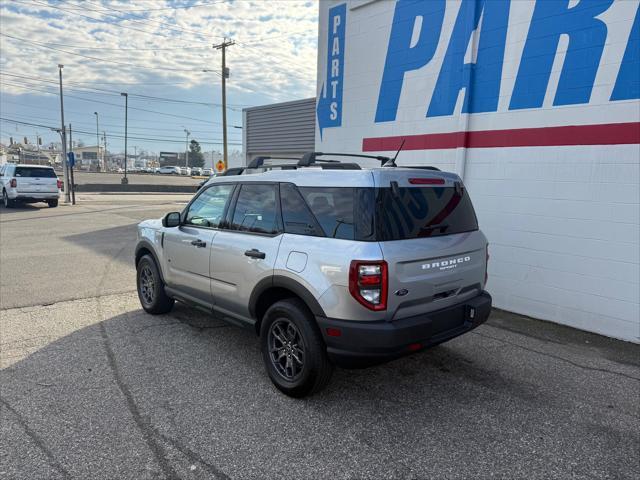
[0,33,216,74]
[0,72,247,109]
[0,99,246,130]
[15,0,212,43]
[60,1,229,14]
[79,0,225,40]
[0,117,243,146]
[1,80,236,125]
[2,111,242,137]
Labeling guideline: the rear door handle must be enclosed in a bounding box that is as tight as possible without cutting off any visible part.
[244,249,266,259]
[191,239,207,248]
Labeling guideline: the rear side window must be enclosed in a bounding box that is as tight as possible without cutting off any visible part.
[280,183,323,236]
[375,186,478,240]
[230,184,280,234]
[15,167,56,178]
[299,187,354,240]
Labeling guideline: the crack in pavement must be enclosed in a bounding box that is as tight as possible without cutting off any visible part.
[472,329,640,382]
[1,289,138,311]
[97,315,180,480]
[0,396,72,479]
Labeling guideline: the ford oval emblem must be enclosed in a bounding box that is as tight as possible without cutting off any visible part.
[395,288,409,297]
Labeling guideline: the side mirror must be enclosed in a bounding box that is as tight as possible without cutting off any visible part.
[162,212,181,228]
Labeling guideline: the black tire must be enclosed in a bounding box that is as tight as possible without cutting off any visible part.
[47,199,58,208]
[260,298,333,397]
[136,254,174,314]
[3,190,13,208]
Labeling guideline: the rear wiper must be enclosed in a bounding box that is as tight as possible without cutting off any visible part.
[420,223,449,232]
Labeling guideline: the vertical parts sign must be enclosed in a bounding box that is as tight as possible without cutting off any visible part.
[317,3,346,139]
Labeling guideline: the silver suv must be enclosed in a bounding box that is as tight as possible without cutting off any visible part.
[135,153,491,397]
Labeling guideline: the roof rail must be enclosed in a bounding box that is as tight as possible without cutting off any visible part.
[247,156,301,169]
[217,167,245,176]
[298,152,391,167]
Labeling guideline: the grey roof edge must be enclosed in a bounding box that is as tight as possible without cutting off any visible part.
[243,97,316,112]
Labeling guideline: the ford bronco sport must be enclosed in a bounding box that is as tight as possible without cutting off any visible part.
[135,152,491,397]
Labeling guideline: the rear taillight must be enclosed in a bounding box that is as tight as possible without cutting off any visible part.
[9,178,16,188]
[349,260,388,311]
[57,179,63,189]
[484,244,489,286]
[409,177,445,185]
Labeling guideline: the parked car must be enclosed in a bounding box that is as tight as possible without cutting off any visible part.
[1,163,61,208]
[157,166,181,175]
[191,167,203,176]
[202,168,213,176]
[134,153,491,397]
[179,166,191,176]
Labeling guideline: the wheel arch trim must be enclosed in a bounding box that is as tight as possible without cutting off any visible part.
[249,275,326,320]
[135,241,166,284]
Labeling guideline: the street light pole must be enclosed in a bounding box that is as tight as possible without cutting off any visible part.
[94,111,101,171]
[184,128,190,168]
[58,64,70,203]
[120,93,128,184]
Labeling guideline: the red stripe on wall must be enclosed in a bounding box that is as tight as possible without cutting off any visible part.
[362,122,640,152]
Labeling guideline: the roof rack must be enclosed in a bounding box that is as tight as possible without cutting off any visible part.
[298,152,391,167]
[247,156,301,169]
[246,154,362,171]
[217,167,245,176]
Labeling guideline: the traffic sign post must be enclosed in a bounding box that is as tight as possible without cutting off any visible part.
[66,151,76,205]
[215,160,225,173]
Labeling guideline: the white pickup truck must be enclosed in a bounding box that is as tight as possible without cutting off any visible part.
[0,164,61,208]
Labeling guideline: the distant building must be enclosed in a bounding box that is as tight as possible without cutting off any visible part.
[71,145,105,171]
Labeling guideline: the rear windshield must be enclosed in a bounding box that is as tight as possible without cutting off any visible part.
[374,187,478,241]
[15,167,56,178]
[279,184,478,241]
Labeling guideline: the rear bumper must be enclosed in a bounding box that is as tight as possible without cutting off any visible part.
[12,193,59,201]
[316,291,492,368]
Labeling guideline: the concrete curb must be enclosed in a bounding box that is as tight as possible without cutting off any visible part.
[74,183,199,193]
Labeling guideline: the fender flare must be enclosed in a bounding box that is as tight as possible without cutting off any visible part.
[135,240,166,284]
[249,275,326,319]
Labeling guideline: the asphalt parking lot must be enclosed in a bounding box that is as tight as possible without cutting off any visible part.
[1,196,639,479]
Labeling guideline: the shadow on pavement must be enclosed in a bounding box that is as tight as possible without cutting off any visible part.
[1,303,638,479]
[62,224,138,267]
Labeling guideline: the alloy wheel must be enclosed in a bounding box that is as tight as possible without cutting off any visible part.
[268,319,305,381]
[139,265,155,305]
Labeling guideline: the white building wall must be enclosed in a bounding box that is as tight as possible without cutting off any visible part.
[316,0,640,342]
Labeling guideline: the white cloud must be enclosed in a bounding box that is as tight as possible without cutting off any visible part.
[0,0,319,101]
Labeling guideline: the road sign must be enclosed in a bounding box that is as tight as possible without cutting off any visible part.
[215,160,225,173]
[67,152,75,168]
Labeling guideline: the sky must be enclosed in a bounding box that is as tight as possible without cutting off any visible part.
[0,0,319,155]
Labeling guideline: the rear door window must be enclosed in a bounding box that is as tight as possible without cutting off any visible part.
[15,167,56,178]
[299,187,354,240]
[375,186,478,240]
[230,183,281,234]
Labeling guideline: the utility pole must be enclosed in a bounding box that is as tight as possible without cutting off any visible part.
[68,124,76,205]
[120,93,128,184]
[94,111,101,171]
[183,128,190,167]
[58,64,70,203]
[213,38,234,170]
